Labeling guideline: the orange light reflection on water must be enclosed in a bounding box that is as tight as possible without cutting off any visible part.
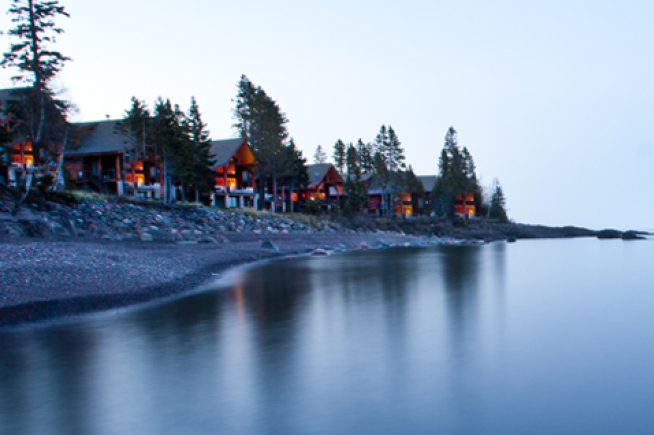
[234,279,245,321]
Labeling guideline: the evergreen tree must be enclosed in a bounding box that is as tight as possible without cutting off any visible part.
[117,96,215,202]
[149,98,192,203]
[489,179,508,222]
[2,0,71,156]
[373,125,388,162]
[185,96,215,201]
[115,97,151,195]
[313,144,327,163]
[431,127,480,217]
[385,126,406,172]
[343,143,368,213]
[370,125,407,214]
[356,138,374,173]
[233,75,290,211]
[279,138,309,212]
[333,139,346,173]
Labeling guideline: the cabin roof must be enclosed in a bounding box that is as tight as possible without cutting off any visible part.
[0,87,30,106]
[306,163,343,188]
[66,120,134,156]
[0,88,17,104]
[418,175,437,193]
[209,138,250,168]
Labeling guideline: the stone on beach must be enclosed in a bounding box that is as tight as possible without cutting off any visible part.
[260,240,280,252]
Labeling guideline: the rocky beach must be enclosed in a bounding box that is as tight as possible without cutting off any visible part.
[0,188,644,328]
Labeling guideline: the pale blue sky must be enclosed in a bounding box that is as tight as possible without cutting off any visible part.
[1,0,653,229]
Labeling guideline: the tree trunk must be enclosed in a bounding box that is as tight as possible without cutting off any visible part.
[271,170,277,213]
[162,153,168,205]
[50,126,69,191]
[17,171,34,205]
[223,166,229,208]
[28,0,45,154]
[131,155,136,197]
[257,173,265,211]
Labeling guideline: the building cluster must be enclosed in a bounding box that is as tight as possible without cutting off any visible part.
[2,113,477,218]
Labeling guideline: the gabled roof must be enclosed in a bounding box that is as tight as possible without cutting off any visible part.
[209,138,249,168]
[0,88,18,105]
[0,88,29,131]
[0,87,30,106]
[418,175,437,193]
[66,120,134,156]
[306,163,343,188]
[361,171,415,193]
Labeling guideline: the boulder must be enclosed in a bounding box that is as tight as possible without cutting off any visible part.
[375,238,391,248]
[197,236,219,244]
[260,240,280,252]
[140,233,154,242]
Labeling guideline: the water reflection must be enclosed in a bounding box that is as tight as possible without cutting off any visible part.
[0,246,492,434]
[5,241,654,433]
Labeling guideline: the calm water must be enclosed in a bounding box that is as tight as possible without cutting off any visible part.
[2,238,654,434]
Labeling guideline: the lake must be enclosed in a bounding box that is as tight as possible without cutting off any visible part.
[2,238,654,434]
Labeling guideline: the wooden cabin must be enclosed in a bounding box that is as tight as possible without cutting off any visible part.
[0,88,37,186]
[303,163,344,210]
[209,138,256,208]
[362,173,415,217]
[64,120,161,197]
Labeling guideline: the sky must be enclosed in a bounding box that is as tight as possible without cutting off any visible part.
[1,0,653,230]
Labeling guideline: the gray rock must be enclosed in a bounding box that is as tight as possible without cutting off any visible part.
[260,240,280,252]
[197,236,219,244]
[375,238,391,248]
[140,233,154,242]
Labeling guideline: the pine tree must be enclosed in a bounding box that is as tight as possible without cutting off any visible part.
[313,144,327,163]
[431,127,480,217]
[150,98,191,203]
[356,138,374,173]
[333,139,346,173]
[489,180,508,222]
[185,96,215,201]
[343,143,368,213]
[371,125,407,214]
[373,125,388,163]
[279,138,309,212]
[233,75,290,211]
[385,126,406,172]
[2,0,71,155]
[115,97,151,195]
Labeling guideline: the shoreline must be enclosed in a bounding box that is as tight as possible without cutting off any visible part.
[0,233,419,329]
[1,191,648,329]
[1,228,648,330]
